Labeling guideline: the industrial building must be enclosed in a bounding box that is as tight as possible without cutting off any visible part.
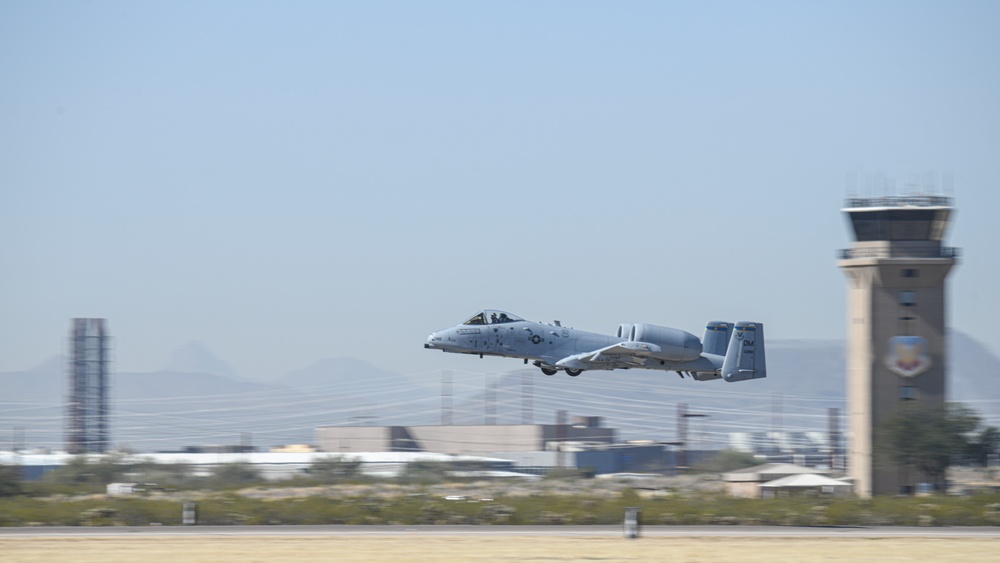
[315,416,614,456]
[313,417,728,475]
[838,194,958,496]
[728,428,843,468]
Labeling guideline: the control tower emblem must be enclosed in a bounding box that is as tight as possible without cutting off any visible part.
[885,335,931,378]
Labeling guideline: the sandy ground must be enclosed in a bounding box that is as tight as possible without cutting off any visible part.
[2,536,998,563]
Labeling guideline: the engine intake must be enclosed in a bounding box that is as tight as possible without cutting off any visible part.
[616,324,634,339]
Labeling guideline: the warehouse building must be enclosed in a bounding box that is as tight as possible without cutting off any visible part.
[315,417,614,456]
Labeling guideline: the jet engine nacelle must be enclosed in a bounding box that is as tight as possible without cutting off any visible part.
[616,324,634,339]
[628,324,703,361]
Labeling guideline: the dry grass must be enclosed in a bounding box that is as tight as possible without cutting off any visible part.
[2,536,998,563]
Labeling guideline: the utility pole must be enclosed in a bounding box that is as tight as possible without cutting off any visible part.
[677,403,708,471]
[441,370,452,425]
[12,426,24,452]
[555,410,567,468]
[828,407,841,469]
[485,373,496,425]
[521,371,532,425]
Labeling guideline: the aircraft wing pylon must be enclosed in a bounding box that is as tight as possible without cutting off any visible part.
[555,341,660,370]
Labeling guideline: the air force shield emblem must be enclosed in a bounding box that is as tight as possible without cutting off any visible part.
[885,336,931,378]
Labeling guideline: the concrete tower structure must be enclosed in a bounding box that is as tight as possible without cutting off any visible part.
[67,318,111,454]
[838,195,959,497]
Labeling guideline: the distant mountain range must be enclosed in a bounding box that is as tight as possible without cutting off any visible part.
[1,333,997,453]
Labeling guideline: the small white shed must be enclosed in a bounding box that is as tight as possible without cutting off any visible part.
[759,473,853,497]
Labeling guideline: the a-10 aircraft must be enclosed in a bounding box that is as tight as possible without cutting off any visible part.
[425,310,766,382]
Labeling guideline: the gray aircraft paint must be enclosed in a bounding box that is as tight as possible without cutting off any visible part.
[425,310,766,382]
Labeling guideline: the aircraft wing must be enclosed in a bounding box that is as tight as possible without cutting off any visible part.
[555,341,662,370]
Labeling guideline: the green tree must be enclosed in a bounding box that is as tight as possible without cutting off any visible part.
[135,461,196,488]
[398,461,449,484]
[879,402,994,486]
[42,453,132,487]
[210,461,263,486]
[0,464,23,497]
[307,455,362,483]
[693,448,761,473]
[963,425,1000,466]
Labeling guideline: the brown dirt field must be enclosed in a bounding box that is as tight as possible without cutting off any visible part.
[1,536,998,563]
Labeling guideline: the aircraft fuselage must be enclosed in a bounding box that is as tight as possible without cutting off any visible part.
[424,309,741,379]
[426,316,612,363]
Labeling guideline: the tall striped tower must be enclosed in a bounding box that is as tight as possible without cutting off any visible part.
[67,318,111,454]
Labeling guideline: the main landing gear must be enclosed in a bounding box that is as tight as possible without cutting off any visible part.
[535,362,583,377]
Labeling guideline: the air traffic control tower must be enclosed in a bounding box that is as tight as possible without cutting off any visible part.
[838,195,959,497]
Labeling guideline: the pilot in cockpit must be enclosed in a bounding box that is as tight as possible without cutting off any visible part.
[499,313,510,323]
[491,313,498,324]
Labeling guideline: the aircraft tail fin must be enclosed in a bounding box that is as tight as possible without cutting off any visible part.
[702,321,732,356]
[721,321,766,382]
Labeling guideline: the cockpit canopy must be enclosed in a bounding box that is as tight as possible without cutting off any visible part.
[462,310,524,326]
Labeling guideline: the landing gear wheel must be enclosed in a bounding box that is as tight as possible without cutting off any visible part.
[541,367,557,376]
[565,368,583,377]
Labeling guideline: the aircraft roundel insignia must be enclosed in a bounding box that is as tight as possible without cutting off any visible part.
[530,335,542,344]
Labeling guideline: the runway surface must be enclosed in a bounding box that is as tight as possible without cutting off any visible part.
[2,525,998,538]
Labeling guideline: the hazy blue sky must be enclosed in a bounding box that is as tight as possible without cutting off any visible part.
[2,1,998,381]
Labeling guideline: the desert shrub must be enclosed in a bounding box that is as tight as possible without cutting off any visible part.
[305,456,363,484]
[0,496,183,526]
[692,449,761,473]
[206,462,263,489]
[2,486,999,527]
[397,461,449,485]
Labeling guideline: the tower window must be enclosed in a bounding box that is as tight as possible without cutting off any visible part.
[899,386,917,400]
[900,291,917,307]
[902,269,919,278]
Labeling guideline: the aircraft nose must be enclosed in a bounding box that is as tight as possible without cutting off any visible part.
[425,332,441,349]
